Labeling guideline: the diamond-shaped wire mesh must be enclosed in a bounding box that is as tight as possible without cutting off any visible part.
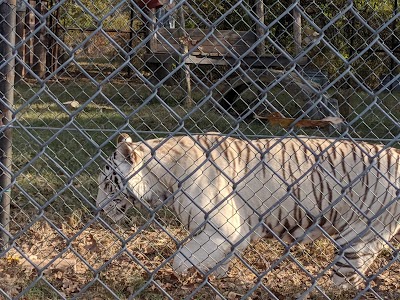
[0,0,399,299]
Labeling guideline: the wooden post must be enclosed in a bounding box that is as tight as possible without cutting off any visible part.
[341,0,354,118]
[144,7,156,53]
[0,0,16,249]
[15,0,26,80]
[128,4,135,77]
[292,0,302,56]
[46,0,59,75]
[32,0,47,78]
[251,0,265,56]
[390,0,398,90]
[177,4,192,107]
[143,6,166,84]
[25,1,33,68]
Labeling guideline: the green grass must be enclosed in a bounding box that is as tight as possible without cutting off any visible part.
[10,79,400,223]
[2,80,400,299]
[345,92,400,140]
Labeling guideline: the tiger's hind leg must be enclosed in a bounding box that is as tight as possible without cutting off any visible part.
[332,237,385,289]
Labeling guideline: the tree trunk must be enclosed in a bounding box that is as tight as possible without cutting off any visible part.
[32,0,47,78]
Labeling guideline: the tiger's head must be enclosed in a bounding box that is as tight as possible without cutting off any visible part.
[96,133,137,222]
[96,134,172,222]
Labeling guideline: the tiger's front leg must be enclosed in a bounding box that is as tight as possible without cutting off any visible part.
[172,197,250,277]
[172,229,235,277]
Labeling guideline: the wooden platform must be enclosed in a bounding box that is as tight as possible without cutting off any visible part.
[146,28,308,67]
[151,28,258,56]
[144,28,308,84]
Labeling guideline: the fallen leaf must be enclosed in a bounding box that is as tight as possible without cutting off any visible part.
[2,274,19,296]
[69,210,82,228]
[6,255,21,264]
[227,291,242,299]
[84,234,99,253]
[63,100,80,108]
[181,283,197,290]
[75,262,88,274]
[164,270,180,283]
[53,270,64,279]
[62,278,80,294]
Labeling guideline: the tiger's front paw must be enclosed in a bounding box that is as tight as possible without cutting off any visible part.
[332,272,363,290]
[172,251,229,277]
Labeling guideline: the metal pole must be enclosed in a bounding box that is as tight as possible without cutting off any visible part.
[0,0,16,249]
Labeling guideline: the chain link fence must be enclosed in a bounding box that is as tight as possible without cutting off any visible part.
[0,0,399,299]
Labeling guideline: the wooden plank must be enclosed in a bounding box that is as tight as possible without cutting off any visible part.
[152,28,257,56]
[143,53,309,67]
[155,28,257,44]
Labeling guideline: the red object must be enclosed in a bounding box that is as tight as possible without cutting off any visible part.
[137,0,163,9]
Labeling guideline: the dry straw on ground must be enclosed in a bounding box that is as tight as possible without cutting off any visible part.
[1,212,399,299]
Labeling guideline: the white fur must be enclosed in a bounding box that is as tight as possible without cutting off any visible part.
[96,134,400,288]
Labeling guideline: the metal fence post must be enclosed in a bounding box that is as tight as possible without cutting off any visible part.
[0,0,16,249]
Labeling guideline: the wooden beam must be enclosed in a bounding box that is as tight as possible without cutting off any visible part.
[143,53,308,67]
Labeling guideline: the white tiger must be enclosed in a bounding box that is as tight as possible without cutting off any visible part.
[96,133,400,288]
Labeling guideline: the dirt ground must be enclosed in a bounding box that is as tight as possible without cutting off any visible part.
[1,213,399,300]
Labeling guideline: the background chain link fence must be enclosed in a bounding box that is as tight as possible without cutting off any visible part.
[0,0,399,299]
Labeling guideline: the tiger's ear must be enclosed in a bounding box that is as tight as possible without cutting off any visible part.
[115,134,133,163]
[117,133,133,144]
